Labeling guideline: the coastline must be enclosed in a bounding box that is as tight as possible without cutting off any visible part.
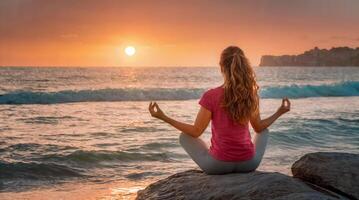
[259,47,359,67]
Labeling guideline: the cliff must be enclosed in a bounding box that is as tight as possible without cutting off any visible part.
[259,47,359,66]
[136,152,359,200]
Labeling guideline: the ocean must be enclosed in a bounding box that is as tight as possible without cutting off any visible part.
[0,66,358,200]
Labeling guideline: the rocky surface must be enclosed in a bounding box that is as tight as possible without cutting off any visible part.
[259,47,359,66]
[292,152,359,200]
[136,170,340,200]
[136,152,359,200]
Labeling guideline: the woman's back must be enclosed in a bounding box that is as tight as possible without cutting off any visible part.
[199,86,254,162]
[149,45,290,175]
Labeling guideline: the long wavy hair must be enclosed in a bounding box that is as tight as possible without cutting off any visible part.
[220,46,259,124]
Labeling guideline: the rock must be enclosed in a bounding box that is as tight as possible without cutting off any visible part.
[292,152,359,200]
[259,46,359,66]
[136,169,338,200]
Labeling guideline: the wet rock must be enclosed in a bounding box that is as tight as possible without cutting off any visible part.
[292,152,359,200]
[136,169,338,200]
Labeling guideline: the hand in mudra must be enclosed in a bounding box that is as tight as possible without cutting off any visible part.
[149,101,166,120]
[278,97,291,115]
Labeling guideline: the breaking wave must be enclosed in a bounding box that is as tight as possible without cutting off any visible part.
[260,81,359,99]
[0,81,358,104]
[0,88,203,104]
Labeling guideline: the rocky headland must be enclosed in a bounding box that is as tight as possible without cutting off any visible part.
[259,47,359,66]
[136,152,359,200]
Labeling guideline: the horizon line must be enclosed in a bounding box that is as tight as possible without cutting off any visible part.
[0,65,224,68]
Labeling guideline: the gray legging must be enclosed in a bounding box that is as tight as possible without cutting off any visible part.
[179,129,269,175]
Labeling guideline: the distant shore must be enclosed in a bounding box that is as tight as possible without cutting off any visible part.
[260,46,359,67]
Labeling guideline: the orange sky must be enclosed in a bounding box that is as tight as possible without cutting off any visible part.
[1,0,359,67]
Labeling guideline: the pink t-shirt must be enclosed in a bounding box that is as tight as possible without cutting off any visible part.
[199,86,255,162]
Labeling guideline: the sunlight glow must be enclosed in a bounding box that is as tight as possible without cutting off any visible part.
[125,46,136,56]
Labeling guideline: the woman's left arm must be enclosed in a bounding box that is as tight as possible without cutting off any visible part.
[148,102,211,138]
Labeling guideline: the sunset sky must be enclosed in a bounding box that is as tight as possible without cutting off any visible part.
[1,0,359,67]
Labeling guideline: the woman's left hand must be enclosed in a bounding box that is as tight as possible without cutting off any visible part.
[149,101,166,120]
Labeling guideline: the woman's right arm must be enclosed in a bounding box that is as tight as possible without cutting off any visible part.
[250,98,291,133]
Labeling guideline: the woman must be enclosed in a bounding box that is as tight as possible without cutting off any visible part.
[148,46,290,175]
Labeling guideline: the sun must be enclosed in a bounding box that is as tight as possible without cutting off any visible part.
[125,46,136,56]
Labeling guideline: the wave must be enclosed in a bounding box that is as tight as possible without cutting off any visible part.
[18,116,76,124]
[0,88,204,104]
[0,81,358,104]
[125,171,165,180]
[38,150,173,164]
[4,143,76,153]
[261,81,359,99]
[0,161,84,180]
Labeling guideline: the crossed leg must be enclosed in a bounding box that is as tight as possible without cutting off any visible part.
[179,129,269,175]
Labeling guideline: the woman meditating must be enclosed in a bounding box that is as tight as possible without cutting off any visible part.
[148,46,291,175]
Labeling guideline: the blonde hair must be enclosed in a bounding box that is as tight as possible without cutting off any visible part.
[220,46,259,124]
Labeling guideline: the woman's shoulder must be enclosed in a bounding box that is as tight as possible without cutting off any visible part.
[202,86,223,98]
[206,86,223,94]
[199,86,223,111]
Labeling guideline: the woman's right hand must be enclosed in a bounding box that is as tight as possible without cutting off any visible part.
[277,97,291,115]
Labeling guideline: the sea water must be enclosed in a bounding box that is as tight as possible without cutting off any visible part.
[0,66,358,199]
